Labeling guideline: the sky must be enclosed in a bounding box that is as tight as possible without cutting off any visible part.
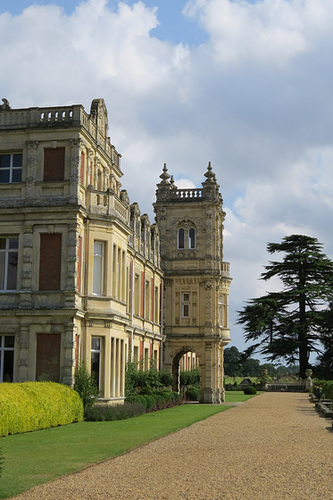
[1,0,333,361]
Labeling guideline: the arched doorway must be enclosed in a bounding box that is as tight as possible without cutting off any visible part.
[164,339,227,404]
[171,347,201,394]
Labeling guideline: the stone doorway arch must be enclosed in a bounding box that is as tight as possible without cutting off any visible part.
[171,346,201,394]
[164,338,227,404]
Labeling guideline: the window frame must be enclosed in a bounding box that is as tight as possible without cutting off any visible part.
[0,236,18,291]
[182,292,191,318]
[93,241,105,295]
[91,337,102,390]
[177,228,185,249]
[0,153,22,183]
[177,227,196,250]
[188,227,196,249]
[0,335,15,383]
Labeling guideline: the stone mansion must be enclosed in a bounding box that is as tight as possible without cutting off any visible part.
[0,98,231,404]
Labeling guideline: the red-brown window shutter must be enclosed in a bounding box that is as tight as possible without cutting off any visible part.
[36,333,60,382]
[151,277,154,322]
[140,271,145,318]
[39,233,62,290]
[44,147,65,181]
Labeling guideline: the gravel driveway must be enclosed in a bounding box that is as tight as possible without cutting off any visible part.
[13,392,333,500]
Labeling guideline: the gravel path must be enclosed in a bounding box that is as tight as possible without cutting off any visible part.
[13,393,333,500]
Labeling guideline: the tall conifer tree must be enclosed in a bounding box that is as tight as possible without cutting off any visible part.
[237,235,333,378]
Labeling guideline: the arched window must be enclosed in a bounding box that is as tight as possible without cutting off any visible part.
[178,228,185,249]
[188,228,196,249]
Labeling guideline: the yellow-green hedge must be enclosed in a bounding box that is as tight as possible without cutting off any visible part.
[0,382,84,437]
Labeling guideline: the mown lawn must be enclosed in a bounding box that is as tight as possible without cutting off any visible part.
[0,392,259,499]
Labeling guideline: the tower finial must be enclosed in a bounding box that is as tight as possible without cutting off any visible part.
[159,163,170,184]
[204,161,215,183]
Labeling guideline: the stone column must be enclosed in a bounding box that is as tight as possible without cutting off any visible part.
[17,324,30,382]
[25,140,38,201]
[62,320,76,386]
[69,138,80,202]
[20,224,34,309]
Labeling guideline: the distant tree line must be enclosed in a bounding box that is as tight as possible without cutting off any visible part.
[224,346,299,379]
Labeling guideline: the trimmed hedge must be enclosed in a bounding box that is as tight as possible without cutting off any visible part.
[84,402,146,421]
[0,382,84,437]
[126,390,182,411]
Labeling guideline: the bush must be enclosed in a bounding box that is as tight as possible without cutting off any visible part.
[0,382,83,437]
[126,390,182,411]
[185,387,200,401]
[159,370,173,387]
[74,362,100,409]
[84,402,146,421]
[180,368,200,387]
[243,386,257,395]
[323,381,333,400]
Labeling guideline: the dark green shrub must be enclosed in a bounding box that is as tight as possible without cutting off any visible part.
[74,362,100,409]
[244,386,257,395]
[323,381,333,400]
[159,370,173,387]
[0,382,83,436]
[180,368,200,387]
[185,387,200,401]
[84,402,146,421]
[125,362,139,396]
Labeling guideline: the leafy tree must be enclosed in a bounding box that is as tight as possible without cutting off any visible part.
[224,346,242,376]
[74,362,100,409]
[241,357,261,377]
[313,303,333,379]
[237,235,333,379]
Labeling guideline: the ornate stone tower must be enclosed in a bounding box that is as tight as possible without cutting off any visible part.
[154,163,231,403]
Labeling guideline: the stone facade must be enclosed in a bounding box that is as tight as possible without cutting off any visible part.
[0,98,230,403]
[154,164,231,403]
[0,98,163,401]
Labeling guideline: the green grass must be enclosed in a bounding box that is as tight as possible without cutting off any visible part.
[0,392,261,498]
[225,390,263,403]
[0,404,230,498]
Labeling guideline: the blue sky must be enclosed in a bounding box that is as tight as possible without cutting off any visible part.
[1,0,333,360]
[0,0,208,44]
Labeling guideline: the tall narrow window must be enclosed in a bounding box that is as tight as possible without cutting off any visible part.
[39,233,62,290]
[145,280,150,319]
[182,292,190,318]
[44,147,65,181]
[91,337,101,389]
[0,237,18,291]
[0,335,14,382]
[178,228,185,249]
[93,241,105,295]
[188,228,196,249]
[77,236,82,292]
[80,151,85,185]
[134,274,140,315]
[116,248,121,299]
[0,153,22,183]
[154,286,159,323]
[218,294,227,327]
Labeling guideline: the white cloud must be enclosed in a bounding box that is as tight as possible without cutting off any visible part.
[185,0,333,66]
[2,0,333,355]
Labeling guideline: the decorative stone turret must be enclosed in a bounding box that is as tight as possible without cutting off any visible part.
[154,162,231,403]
